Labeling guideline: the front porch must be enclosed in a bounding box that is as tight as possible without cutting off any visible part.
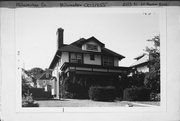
[59,63,130,99]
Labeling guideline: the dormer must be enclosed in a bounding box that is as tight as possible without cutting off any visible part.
[71,36,105,52]
[82,41,101,52]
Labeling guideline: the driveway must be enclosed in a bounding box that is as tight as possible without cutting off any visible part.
[35,99,160,107]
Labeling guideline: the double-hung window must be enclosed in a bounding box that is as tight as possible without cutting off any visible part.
[102,56,114,66]
[70,53,82,64]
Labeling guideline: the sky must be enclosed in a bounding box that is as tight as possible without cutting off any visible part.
[15,8,159,70]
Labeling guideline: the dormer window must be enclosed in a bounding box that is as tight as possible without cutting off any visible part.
[86,44,98,51]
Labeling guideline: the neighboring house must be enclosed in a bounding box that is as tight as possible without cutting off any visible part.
[36,69,53,93]
[49,28,129,99]
[130,53,150,74]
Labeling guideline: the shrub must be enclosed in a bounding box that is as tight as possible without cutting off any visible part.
[22,93,39,107]
[115,87,124,100]
[123,87,151,101]
[64,91,89,99]
[89,86,116,101]
[150,92,160,101]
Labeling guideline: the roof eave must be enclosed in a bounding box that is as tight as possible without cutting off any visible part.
[49,51,61,69]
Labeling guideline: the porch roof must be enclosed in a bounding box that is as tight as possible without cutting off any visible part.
[61,62,130,71]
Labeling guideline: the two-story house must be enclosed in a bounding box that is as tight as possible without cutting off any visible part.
[49,28,129,99]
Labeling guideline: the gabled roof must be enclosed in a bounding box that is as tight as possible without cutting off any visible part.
[49,36,125,69]
[102,48,125,59]
[71,36,105,47]
[59,45,84,53]
[49,50,61,69]
[134,53,146,60]
[131,54,149,67]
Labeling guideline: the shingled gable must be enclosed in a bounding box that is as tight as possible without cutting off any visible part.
[71,36,105,47]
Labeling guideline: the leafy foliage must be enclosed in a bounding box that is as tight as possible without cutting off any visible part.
[89,86,116,101]
[123,87,151,101]
[150,92,160,101]
[27,67,44,79]
[22,92,39,107]
[144,35,160,93]
[129,72,146,87]
[22,73,33,96]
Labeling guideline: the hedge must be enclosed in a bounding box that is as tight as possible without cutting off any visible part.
[64,91,89,99]
[123,87,151,101]
[89,86,116,101]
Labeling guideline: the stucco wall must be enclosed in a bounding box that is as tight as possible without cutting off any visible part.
[83,53,101,65]
[60,52,69,67]
[114,57,119,67]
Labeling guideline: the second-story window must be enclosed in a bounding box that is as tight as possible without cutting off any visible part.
[90,54,95,60]
[70,53,82,64]
[86,44,98,51]
[102,56,114,66]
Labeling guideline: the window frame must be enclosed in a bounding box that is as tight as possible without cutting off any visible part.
[90,53,95,61]
[102,56,114,66]
[69,52,83,64]
[86,44,98,51]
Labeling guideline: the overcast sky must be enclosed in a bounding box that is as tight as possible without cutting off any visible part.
[16,8,159,70]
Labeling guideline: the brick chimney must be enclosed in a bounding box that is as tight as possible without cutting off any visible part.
[57,28,64,50]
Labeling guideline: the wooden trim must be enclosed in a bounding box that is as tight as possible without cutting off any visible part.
[113,56,114,67]
[82,53,84,64]
[61,62,130,71]
[101,55,103,66]
[68,52,70,63]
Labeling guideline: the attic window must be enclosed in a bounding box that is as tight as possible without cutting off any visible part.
[86,44,98,51]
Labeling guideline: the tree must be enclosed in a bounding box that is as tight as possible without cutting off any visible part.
[27,67,44,79]
[144,35,160,93]
[22,73,33,96]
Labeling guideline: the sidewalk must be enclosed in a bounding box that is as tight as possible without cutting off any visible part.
[35,99,160,107]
